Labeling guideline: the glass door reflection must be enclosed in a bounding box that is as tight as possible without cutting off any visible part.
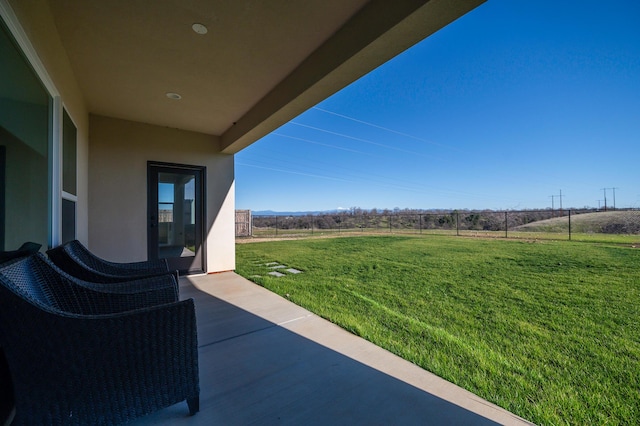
[157,173,196,259]
[148,163,204,274]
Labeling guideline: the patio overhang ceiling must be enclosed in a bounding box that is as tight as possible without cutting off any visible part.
[48,0,485,154]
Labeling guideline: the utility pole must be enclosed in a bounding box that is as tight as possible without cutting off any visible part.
[601,188,607,211]
[549,192,563,216]
[558,190,564,216]
[606,187,619,210]
[597,200,602,210]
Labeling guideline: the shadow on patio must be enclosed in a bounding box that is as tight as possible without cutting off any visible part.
[131,273,532,425]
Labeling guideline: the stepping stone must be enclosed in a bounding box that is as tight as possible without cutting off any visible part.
[268,265,286,269]
[265,262,279,266]
[268,271,285,277]
[286,268,302,274]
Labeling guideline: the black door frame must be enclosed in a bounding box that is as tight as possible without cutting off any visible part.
[0,146,5,250]
[147,161,206,274]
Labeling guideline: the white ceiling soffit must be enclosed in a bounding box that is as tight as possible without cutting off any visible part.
[48,0,485,154]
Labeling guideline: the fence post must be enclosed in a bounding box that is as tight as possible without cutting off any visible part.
[389,215,392,233]
[568,210,572,241]
[419,214,423,234]
[311,216,314,235]
[505,211,508,238]
[456,212,459,236]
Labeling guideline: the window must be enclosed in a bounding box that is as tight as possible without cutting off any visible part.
[61,109,76,243]
[61,198,75,244]
[0,17,51,251]
[62,109,76,196]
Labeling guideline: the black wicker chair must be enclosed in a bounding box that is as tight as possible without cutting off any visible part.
[39,252,179,306]
[47,240,177,283]
[0,255,199,425]
[0,241,42,264]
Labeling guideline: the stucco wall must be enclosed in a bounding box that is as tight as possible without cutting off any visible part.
[4,1,236,272]
[88,115,235,273]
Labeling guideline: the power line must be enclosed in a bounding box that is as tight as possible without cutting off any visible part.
[272,132,376,156]
[237,142,511,202]
[311,107,459,152]
[237,151,495,199]
[286,113,577,193]
[289,122,444,161]
[300,112,604,197]
[235,161,355,184]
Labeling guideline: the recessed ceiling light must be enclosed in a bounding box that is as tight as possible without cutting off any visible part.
[166,92,182,100]
[192,23,208,35]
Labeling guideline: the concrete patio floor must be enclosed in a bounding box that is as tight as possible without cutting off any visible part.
[132,272,534,425]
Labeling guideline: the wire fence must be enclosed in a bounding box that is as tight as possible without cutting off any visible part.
[242,209,640,243]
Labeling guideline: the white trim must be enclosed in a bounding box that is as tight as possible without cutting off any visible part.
[50,97,62,247]
[61,191,78,202]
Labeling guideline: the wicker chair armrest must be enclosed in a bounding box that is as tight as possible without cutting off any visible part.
[2,298,199,425]
[85,268,180,284]
[77,272,177,293]
[102,257,169,274]
[28,253,180,313]
[59,273,180,314]
[95,268,179,284]
[47,243,174,283]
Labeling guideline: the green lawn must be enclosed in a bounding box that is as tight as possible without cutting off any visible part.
[236,235,640,425]
[250,227,639,245]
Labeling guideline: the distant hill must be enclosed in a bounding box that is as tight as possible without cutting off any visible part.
[515,211,640,234]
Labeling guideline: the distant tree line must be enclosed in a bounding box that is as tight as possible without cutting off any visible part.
[251,208,607,234]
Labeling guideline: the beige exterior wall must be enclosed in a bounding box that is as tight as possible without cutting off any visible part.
[5,0,90,245]
[89,115,235,273]
[4,1,236,272]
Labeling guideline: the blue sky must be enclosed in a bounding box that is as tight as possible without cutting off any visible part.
[236,0,640,212]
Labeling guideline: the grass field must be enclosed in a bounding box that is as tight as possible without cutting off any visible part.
[249,227,640,246]
[516,211,640,236]
[236,235,640,425]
